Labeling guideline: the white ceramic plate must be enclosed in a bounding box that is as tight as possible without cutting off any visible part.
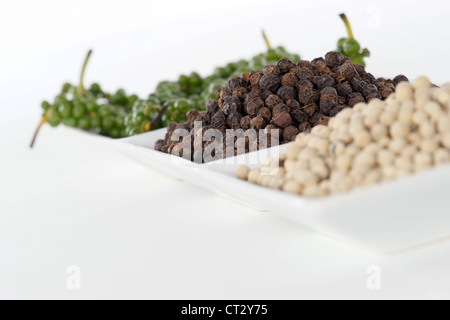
[116,129,450,254]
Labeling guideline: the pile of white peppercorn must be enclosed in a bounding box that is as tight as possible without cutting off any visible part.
[235,77,450,196]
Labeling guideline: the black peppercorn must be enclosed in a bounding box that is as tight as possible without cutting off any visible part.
[297,84,318,105]
[227,113,242,129]
[311,57,325,65]
[228,77,246,89]
[265,94,282,109]
[361,84,378,98]
[337,95,346,105]
[300,103,318,117]
[277,85,296,101]
[273,112,292,128]
[291,108,308,124]
[233,87,248,100]
[310,111,322,124]
[272,103,290,115]
[249,72,262,87]
[336,83,353,97]
[186,109,200,124]
[338,60,358,80]
[283,125,299,141]
[222,96,242,115]
[244,97,264,116]
[296,68,315,81]
[240,115,252,130]
[380,88,394,99]
[347,92,365,107]
[218,86,232,100]
[259,74,281,92]
[297,60,314,70]
[277,58,295,73]
[317,115,330,126]
[298,122,311,133]
[263,124,281,145]
[365,92,382,102]
[261,89,273,100]
[242,72,251,82]
[320,94,338,113]
[329,105,346,117]
[320,87,338,96]
[280,73,298,87]
[244,92,260,104]
[286,99,300,110]
[250,116,266,129]
[393,75,409,86]
[324,51,344,67]
[155,139,165,151]
[211,111,227,128]
[257,107,272,123]
[315,75,336,91]
[263,64,281,76]
[206,100,219,113]
[195,113,207,127]
[351,79,367,92]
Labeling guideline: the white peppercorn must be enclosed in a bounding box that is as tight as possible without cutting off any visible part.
[396,82,413,102]
[414,152,432,170]
[390,121,410,138]
[235,165,251,180]
[283,180,302,194]
[248,168,261,184]
[434,148,450,165]
[413,76,432,89]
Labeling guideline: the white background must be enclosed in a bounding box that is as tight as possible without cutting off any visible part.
[1,0,450,299]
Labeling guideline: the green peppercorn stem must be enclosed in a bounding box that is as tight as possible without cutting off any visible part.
[262,30,272,51]
[29,115,48,148]
[77,50,92,96]
[339,13,354,39]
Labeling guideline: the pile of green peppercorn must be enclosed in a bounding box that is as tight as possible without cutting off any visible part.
[31,50,144,147]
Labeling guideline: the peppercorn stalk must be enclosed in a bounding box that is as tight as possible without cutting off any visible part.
[77,49,92,96]
[30,49,93,148]
[262,30,272,51]
[339,13,354,39]
[29,116,48,148]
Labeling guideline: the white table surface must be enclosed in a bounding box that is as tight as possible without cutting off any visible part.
[1,117,450,300]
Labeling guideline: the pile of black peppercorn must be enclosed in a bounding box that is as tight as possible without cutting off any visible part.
[155,51,408,163]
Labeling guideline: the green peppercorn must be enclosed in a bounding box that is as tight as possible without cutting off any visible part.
[99,105,112,118]
[63,117,77,128]
[102,116,115,131]
[78,117,91,130]
[58,103,72,118]
[86,100,98,112]
[91,116,101,128]
[72,104,85,118]
[62,82,72,93]
[41,101,51,111]
[89,83,102,95]
[47,108,61,127]
[337,13,370,66]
